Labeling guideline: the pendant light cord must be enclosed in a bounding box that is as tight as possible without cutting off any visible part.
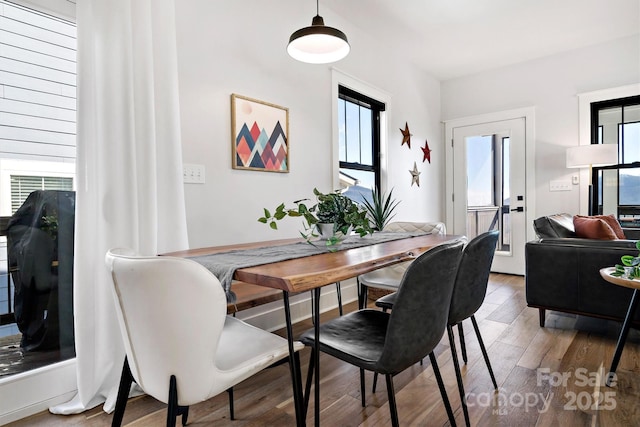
[316,0,319,16]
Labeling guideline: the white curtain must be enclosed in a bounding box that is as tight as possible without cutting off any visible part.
[50,0,189,414]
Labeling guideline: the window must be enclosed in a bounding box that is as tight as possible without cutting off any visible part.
[0,0,76,368]
[338,85,384,195]
[591,95,640,226]
[11,174,73,211]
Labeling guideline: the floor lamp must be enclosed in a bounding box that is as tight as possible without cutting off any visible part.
[566,144,619,215]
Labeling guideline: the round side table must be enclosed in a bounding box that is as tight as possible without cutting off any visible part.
[599,267,640,387]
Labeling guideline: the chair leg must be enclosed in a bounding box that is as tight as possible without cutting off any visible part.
[458,322,467,364]
[303,350,315,418]
[384,374,400,427]
[372,372,379,393]
[180,407,189,426]
[357,278,368,309]
[429,352,457,427]
[336,282,343,315]
[471,315,498,390]
[167,375,189,427]
[448,325,470,427]
[539,308,546,327]
[111,357,133,427]
[227,387,234,420]
[359,368,366,407]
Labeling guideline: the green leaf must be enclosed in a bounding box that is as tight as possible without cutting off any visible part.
[621,255,635,266]
[269,222,278,230]
[257,217,267,224]
[263,208,271,218]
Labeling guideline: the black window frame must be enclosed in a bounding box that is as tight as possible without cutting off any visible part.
[338,85,384,192]
[591,95,640,223]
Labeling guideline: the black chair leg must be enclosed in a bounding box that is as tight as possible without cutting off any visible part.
[471,315,498,390]
[359,368,366,407]
[384,374,399,427]
[429,352,456,427]
[227,387,234,420]
[357,279,369,309]
[180,407,189,426]
[372,372,379,393]
[448,325,470,427]
[303,350,315,418]
[458,322,467,364]
[112,357,133,427]
[336,282,343,315]
[539,308,546,327]
[167,376,189,427]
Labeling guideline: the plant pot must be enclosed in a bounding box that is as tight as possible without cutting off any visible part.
[316,223,352,243]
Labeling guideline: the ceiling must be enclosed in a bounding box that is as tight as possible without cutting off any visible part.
[324,0,640,81]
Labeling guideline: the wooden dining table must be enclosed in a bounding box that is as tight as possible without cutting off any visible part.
[167,232,463,426]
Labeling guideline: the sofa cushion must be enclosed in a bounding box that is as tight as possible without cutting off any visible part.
[533,213,576,238]
[573,216,618,240]
[575,214,626,239]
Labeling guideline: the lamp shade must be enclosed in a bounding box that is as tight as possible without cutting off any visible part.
[287,15,350,64]
[566,144,618,168]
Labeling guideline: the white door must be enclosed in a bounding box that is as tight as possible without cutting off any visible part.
[451,118,527,275]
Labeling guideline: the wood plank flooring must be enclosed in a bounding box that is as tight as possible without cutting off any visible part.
[6,273,640,426]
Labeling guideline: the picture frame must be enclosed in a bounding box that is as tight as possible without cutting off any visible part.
[231,93,289,172]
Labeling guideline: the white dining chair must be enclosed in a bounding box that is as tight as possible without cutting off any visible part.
[105,248,304,427]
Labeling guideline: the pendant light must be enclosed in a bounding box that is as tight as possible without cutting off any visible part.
[287,0,350,64]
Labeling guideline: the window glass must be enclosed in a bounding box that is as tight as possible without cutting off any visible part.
[338,86,383,198]
[0,0,76,374]
[466,135,494,207]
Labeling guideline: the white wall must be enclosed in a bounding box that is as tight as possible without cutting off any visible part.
[441,35,640,218]
[174,0,444,248]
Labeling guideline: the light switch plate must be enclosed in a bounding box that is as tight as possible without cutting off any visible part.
[549,180,571,192]
[183,164,205,184]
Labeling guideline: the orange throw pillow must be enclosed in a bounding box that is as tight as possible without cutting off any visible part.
[573,216,618,240]
[575,214,625,239]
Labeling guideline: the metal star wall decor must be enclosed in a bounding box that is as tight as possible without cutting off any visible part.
[409,161,421,187]
[421,139,432,163]
[400,122,412,148]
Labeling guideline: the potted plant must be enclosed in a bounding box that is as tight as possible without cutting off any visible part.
[258,188,373,247]
[612,240,640,279]
[361,187,400,232]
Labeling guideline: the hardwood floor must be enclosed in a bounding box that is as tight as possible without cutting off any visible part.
[6,273,640,426]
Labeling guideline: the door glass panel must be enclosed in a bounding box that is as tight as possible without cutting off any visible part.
[464,134,511,252]
[500,137,511,252]
[465,135,498,241]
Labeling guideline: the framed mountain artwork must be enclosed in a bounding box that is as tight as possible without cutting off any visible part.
[231,94,289,172]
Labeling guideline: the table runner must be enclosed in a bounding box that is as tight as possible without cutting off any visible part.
[187,231,430,302]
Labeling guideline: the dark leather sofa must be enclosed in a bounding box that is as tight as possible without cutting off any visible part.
[525,213,640,327]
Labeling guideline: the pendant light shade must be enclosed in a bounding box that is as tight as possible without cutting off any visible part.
[287,2,350,64]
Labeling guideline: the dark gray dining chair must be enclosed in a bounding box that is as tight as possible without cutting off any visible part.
[300,239,464,427]
[376,230,500,427]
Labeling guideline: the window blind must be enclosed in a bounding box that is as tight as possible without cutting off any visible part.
[10,174,73,212]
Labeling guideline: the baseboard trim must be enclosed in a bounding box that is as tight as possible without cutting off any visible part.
[0,358,77,425]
